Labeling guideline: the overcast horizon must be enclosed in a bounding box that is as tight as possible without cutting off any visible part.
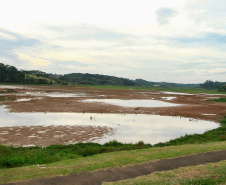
[0,0,226,83]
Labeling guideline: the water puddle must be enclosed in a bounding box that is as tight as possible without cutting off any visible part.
[16,98,36,102]
[0,95,42,102]
[161,97,176,100]
[0,105,219,145]
[81,99,181,108]
[162,92,193,95]
[24,91,90,98]
[202,114,217,115]
[0,85,25,89]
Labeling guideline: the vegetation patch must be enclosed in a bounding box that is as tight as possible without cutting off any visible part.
[25,74,56,85]
[0,141,151,169]
[207,97,226,103]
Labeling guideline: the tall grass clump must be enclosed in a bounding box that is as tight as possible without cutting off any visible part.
[207,97,226,102]
[0,141,151,168]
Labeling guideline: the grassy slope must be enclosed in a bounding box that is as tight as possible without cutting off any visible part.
[1,141,226,183]
[1,83,226,94]
[104,161,226,185]
[79,84,226,94]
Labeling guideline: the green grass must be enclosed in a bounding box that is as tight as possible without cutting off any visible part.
[207,97,226,103]
[1,82,226,94]
[0,141,151,169]
[57,84,226,94]
[1,141,226,184]
[104,160,226,185]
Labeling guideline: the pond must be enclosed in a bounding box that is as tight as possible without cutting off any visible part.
[0,105,219,145]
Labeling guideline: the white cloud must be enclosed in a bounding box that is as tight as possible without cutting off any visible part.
[186,0,226,30]
[156,7,177,25]
[0,0,225,83]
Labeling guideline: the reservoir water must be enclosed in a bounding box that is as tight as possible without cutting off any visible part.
[0,105,219,145]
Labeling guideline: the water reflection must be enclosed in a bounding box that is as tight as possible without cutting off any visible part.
[162,92,193,95]
[0,105,219,145]
[25,92,89,97]
[81,99,181,108]
[161,97,176,100]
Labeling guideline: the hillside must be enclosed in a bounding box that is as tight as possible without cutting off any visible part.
[61,73,201,88]
[61,73,137,86]
[2,62,224,89]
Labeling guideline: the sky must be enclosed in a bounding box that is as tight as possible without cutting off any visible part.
[0,0,225,83]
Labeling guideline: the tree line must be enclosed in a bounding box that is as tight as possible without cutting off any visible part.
[0,63,225,90]
[61,73,137,86]
[0,63,55,84]
[0,63,25,83]
[200,80,226,91]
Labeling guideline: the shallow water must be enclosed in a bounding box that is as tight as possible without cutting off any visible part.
[0,85,25,89]
[161,97,176,100]
[81,99,181,108]
[0,105,219,144]
[162,92,193,95]
[25,92,90,98]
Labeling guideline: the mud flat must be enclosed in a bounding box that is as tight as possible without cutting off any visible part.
[0,125,114,147]
[0,85,225,146]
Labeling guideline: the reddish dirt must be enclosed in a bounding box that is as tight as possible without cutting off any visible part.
[0,85,226,146]
[2,85,226,122]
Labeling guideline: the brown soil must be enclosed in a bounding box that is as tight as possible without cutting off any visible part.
[2,85,226,122]
[0,85,226,146]
[0,125,114,147]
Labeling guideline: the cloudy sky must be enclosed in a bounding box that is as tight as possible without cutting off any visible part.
[0,0,225,83]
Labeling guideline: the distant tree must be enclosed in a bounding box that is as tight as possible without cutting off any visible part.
[218,85,226,92]
[0,63,6,82]
[0,63,25,83]
[200,80,225,90]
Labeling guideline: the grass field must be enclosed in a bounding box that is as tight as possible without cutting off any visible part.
[78,84,226,94]
[104,160,226,185]
[1,82,226,94]
[0,141,226,183]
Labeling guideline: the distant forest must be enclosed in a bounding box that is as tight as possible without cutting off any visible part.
[61,73,137,86]
[200,80,226,92]
[0,63,225,91]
